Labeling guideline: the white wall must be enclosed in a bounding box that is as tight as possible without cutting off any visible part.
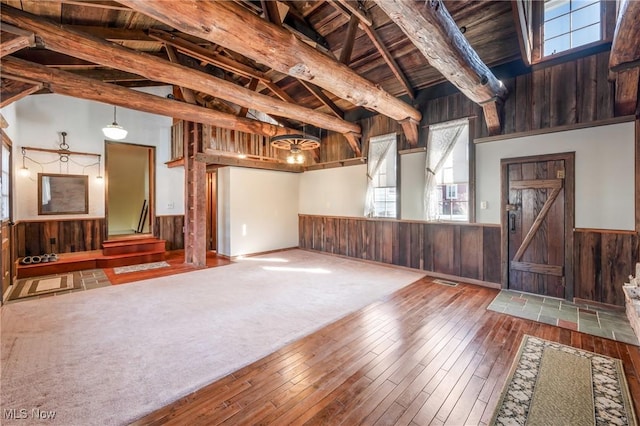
[476,121,635,230]
[400,152,426,220]
[299,164,367,217]
[9,89,184,220]
[217,167,299,257]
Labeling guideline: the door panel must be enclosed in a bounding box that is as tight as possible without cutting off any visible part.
[507,159,566,298]
[1,141,11,300]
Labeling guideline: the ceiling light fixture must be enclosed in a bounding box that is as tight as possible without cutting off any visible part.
[102,106,128,140]
[270,132,320,165]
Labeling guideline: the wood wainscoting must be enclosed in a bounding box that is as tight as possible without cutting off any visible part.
[16,218,105,257]
[300,216,640,307]
[299,215,501,286]
[574,229,640,307]
[154,214,185,251]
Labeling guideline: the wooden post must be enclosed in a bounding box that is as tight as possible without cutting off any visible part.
[184,121,207,266]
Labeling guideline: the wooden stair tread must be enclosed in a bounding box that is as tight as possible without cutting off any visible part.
[100,249,165,260]
[102,237,165,248]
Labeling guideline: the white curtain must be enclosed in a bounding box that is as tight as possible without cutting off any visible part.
[364,134,395,217]
[424,118,468,221]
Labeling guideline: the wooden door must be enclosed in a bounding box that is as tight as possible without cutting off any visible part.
[1,140,12,301]
[502,153,574,299]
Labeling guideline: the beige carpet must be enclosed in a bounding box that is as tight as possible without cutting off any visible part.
[491,335,638,426]
[0,249,424,425]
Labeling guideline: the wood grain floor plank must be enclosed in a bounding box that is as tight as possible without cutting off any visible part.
[133,277,640,425]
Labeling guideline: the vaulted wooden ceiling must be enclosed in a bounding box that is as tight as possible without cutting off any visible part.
[1,0,522,143]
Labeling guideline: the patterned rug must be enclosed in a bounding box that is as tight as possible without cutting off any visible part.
[8,273,80,301]
[491,335,638,426]
[113,261,171,274]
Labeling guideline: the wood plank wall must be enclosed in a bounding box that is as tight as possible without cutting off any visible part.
[299,214,501,285]
[154,215,185,250]
[574,230,640,306]
[15,218,105,257]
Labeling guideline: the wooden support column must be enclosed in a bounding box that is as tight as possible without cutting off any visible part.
[636,118,640,233]
[238,78,259,118]
[482,100,503,136]
[184,121,207,266]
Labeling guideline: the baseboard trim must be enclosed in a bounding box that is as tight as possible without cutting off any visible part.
[222,246,299,261]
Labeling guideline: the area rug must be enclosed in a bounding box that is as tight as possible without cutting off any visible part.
[7,273,79,301]
[491,335,638,426]
[0,249,424,425]
[112,261,170,274]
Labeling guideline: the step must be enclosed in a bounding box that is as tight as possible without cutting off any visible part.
[96,250,165,269]
[102,237,166,256]
[16,251,101,279]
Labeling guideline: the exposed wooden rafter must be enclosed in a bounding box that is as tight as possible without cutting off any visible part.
[1,24,35,58]
[117,0,421,143]
[339,14,359,65]
[511,0,533,66]
[609,0,640,73]
[0,77,43,108]
[614,68,639,116]
[374,0,508,135]
[1,57,298,138]
[1,5,361,137]
[331,0,414,101]
[237,78,259,118]
[164,45,197,105]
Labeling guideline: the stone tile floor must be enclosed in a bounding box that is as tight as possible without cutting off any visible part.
[488,289,639,346]
[5,269,111,303]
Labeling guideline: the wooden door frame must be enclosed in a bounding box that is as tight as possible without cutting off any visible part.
[104,141,156,238]
[500,152,575,300]
[1,131,13,304]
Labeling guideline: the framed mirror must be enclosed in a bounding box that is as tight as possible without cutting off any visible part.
[38,173,88,215]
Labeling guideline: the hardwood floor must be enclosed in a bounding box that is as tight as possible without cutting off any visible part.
[104,250,231,285]
[132,277,640,425]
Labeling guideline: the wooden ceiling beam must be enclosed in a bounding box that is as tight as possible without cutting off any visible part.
[198,152,303,173]
[609,0,640,73]
[66,25,155,42]
[375,0,508,134]
[58,0,130,11]
[1,24,35,58]
[339,14,359,64]
[117,0,421,133]
[1,4,361,137]
[0,77,43,108]
[299,80,344,119]
[164,45,197,105]
[238,78,259,118]
[614,68,639,116]
[148,29,269,82]
[330,1,415,101]
[2,57,298,138]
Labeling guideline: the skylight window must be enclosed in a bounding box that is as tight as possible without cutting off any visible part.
[543,0,601,57]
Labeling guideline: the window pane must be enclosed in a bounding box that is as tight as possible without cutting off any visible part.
[369,134,397,218]
[545,0,570,20]
[544,14,570,40]
[571,23,600,47]
[571,2,599,29]
[571,0,598,11]
[544,33,570,56]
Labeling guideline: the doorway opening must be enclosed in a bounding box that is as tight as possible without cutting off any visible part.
[105,142,155,239]
[206,171,217,252]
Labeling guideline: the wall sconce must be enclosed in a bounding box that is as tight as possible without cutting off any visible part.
[19,147,30,177]
[102,106,128,140]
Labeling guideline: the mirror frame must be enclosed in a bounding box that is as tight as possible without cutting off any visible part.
[38,173,89,215]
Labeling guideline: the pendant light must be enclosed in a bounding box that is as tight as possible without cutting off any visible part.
[102,106,128,140]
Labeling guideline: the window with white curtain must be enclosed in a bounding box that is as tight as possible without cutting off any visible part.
[424,118,469,221]
[365,134,397,218]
